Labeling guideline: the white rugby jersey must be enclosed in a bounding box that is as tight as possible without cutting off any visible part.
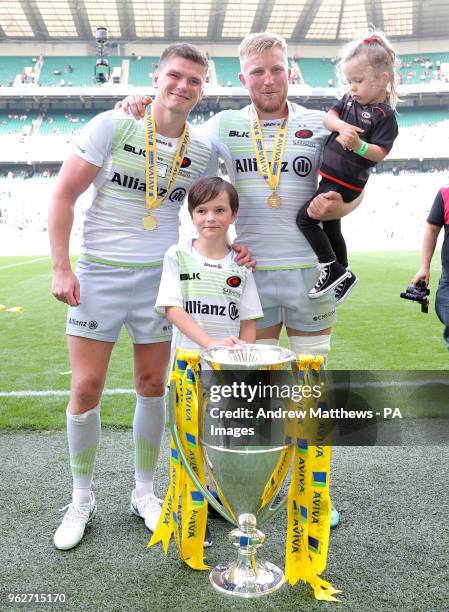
[201,104,330,269]
[74,110,218,265]
[155,240,262,350]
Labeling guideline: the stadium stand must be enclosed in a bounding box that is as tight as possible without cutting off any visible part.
[127,56,159,86]
[0,112,38,136]
[213,57,241,87]
[39,56,124,86]
[298,58,337,87]
[0,56,36,86]
[396,109,449,127]
[398,52,449,84]
[37,112,95,137]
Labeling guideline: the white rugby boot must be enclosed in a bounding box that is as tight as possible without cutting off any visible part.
[131,489,162,532]
[53,493,97,550]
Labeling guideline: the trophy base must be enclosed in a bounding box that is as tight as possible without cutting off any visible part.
[210,560,285,598]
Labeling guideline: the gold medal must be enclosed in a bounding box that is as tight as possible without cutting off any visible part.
[144,106,190,229]
[268,191,282,208]
[142,215,157,230]
[249,103,290,210]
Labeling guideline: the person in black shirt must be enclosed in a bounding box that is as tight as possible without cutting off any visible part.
[412,184,449,350]
[297,31,399,303]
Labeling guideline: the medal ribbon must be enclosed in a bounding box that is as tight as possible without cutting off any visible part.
[285,356,341,602]
[249,102,290,193]
[180,352,208,569]
[144,106,190,213]
[306,363,332,577]
[148,350,208,570]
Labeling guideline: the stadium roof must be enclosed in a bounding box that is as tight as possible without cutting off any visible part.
[0,0,448,43]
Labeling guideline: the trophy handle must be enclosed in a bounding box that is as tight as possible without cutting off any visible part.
[168,382,237,525]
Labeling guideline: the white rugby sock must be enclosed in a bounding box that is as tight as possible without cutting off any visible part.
[133,393,165,498]
[67,404,101,503]
[288,334,331,362]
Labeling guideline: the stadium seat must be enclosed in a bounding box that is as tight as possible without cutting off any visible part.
[39,56,124,86]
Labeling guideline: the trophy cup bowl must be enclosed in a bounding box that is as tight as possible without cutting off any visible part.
[169,344,297,598]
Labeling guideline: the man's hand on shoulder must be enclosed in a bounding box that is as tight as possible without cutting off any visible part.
[232,243,256,271]
[115,94,152,120]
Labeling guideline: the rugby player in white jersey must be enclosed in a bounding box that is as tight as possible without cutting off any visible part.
[48,43,252,551]
[119,33,364,528]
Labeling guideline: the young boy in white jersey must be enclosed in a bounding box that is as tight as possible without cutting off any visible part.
[155,177,263,545]
[155,176,263,350]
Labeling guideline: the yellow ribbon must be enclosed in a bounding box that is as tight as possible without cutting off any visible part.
[249,102,290,194]
[149,350,208,570]
[1,305,25,313]
[180,353,208,569]
[144,106,190,213]
[284,356,341,601]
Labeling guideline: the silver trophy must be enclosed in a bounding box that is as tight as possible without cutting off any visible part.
[169,344,298,598]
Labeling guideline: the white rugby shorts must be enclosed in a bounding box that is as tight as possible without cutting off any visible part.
[66,259,172,344]
[254,267,337,332]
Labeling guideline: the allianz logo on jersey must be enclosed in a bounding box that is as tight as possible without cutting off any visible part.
[236,158,289,173]
[111,172,187,202]
[185,300,239,320]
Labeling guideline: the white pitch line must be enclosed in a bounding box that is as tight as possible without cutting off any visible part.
[0,256,50,270]
[0,389,135,397]
[0,379,447,398]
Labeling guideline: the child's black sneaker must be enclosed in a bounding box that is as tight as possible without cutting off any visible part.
[335,271,358,304]
[308,261,349,299]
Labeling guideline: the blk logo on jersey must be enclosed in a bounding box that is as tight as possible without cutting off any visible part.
[181,273,200,281]
[293,157,312,177]
[295,129,313,139]
[226,275,242,288]
[124,143,145,157]
[229,130,250,138]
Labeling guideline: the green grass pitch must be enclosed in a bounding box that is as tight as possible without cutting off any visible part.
[0,252,447,430]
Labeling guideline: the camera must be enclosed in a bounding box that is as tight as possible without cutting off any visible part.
[96,27,108,44]
[94,26,110,84]
[95,57,110,83]
[400,280,430,313]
